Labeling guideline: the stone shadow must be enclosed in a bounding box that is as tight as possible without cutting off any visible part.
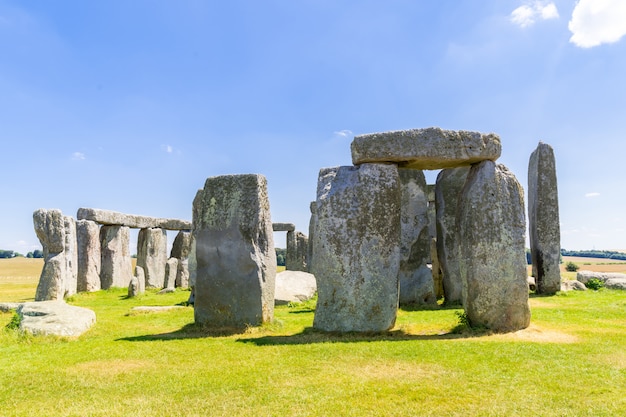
[116,322,251,341]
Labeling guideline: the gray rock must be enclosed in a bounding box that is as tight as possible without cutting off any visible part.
[157,287,175,294]
[176,258,190,288]
[576,271,626,284]
[99,225,132,289]
[188,237,197,288]
[128,275,140,297]
[0,302,21,312]
[527,276,536,291]
[307,201,317,273]
[286,231,308,272]
[77,219,101,292]
[351,127,501,170]
[77,208,191,230]
[137,228,168,288]
[33,209,69,301]
[528,142,561,294]
[458,161,530,332]
[274,271,317,305]
[397,168,435,305]
[193,174,276,328]
[17,301,96,337]
[431,238,444,299]
[63,216,78,297]
[135,266,146,294]
[272,223,295,232]
[561,280,587,291]
[427,184,437,241]
[311,164,401,332]
[605,278,626,290]
[164,257,179,289]
[170,231,192,259]
[435,167,470,305]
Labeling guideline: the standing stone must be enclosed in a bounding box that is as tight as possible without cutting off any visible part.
[426,184,437,243]
[398,168,435,305]
[307,201,317,273]
[286,231,308,272]
[171,230,192,288]
[285,230,297,270]
[77,220,101,292]
[458,161,530,332]
[312,164,401,332]
[164,258,179,289]
[193,174,276,328]
[137,228,168,288]
[430,237,444,299]
[63,216,78,297]
[128,276,140,297]
[33,209,69,301]
[99,225,132,289]
[528,142,561,295]
[135,265,146,294]
[435,167,470,305]
[188,237,197,289]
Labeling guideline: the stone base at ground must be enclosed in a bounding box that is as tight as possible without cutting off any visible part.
[17,301,96,337]
[274,271,317,305]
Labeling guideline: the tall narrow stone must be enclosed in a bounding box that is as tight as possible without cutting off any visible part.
[137,228,168,288]
[286,231,308,272]
[458,161,530,332]
[312,164,401,332]
[435,167,470,305]
[171,230,192,288]
[164,258,179,289]
[193,174,276,328]
[99,225,132,289]
[76,219,101,292]
[33,209,68,301]
[528,142,561,295]
[307,201,317,273]
[398,168,435,305]
[63,216,78,297]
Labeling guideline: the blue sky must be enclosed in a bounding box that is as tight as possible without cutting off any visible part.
[1,0,625,253]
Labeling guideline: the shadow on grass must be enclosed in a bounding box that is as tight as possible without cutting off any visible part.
[116,322,250,341]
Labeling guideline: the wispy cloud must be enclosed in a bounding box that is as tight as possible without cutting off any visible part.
[71,152,86,160]
[569,0,626,48]
[333,130,353,138]
[585,192,600,198]
[161,144,173,153]
[510,1,559,28]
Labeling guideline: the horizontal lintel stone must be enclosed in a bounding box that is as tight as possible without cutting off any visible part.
[273,223,296,232]
[77,208,191,230]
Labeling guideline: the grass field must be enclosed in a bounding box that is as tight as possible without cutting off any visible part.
[1,257,625,416]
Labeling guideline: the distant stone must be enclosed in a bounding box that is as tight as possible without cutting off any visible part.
[527,276,536,291]
[458,161,530,332]
[605,278,626,290]
[576,271,626,284]
[286,231,308,272]
[193,174,276,328]
[135,265,146,294]
[157,287,176,294]
[99,225,133,289]
[528,142,561,294]
[76,219,101,292]
[561,280,587,291]
[351,127,501,170]
[164,258,179,289]
[170,231,192,259]
[128,275,140,297]
[0,302,21,313]
[17,301,96,337]
[312,164,401,332]
[397,168,434,305]
[137,228,168,288]
[274,271,317,305]
[272,223,296,232]
[77,208,191,230]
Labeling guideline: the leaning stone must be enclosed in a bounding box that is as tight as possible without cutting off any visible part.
[17,301,96,337]
[312,164,401,332]
[76,220,101,292]
[435,167,470,305]
[561,280,587,291]
[193,174,276,328]
[397,168,435,305]
[576,271,626,284]
[33,209,67,301]
[77,208,191,230]
[274,271,317,305]
[528,142,561,294]
[137,228,168,288]
[0,302,21,313]
[272,223,295,232]
[605,278,626,290]
[458,161,530,332]
[164,258,179,289]
[99,225,132,289]
[351,127,501,170]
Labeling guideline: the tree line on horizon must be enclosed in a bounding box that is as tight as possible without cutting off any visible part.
[0,249,44,259]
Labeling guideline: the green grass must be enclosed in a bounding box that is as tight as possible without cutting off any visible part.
[1,259,625,416]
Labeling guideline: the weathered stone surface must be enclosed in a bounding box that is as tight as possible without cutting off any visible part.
[458,161,530,332]
[33,209,70,301]
[63,216,78,297]
[0,302,21,312]
[77,208,191,230]
[176,258,190,288]
[561,280,587,291]
[128,275,140,297]
[17,301,96,337]
[398,168,435,305]
[435,167,470,305]
[99,225,132,289]
[272,223,295,232]
[274,271,317,305]
[164,258,179,289]
[351,127,501,170]
[528,142,561,294]
[137,228,168,288]
[431,238,444,299]
[135,266,146,294]
[193,174,276,327]
[170,231,192,259]
[286,231,308,272]
[188,237,197,288]
[312,164,401,332]
[605,278,626,290]
[307,201,317,273]
[576,271,626,284]
[76,219,101,292]
[527,276,536,291]
[427,184,437,241]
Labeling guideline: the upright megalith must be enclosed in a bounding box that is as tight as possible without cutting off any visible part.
[137,228,168,288]
[193,174,276,328]
[312,164,401,332]
[397,168,435,305]
[99,225,132,289]
[164,258,179,289]
[76,219,101,292]
[171,230,192,288]
[33,209,74,301]
[63,216,78,297]
[286,231,308,272]
[307,201,317,273]
[458,161,530,332]
[528,142,561,295]
[435,167,470,305]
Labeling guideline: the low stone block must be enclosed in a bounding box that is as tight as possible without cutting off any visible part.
[17,301,96,337]
[274,271,317,305]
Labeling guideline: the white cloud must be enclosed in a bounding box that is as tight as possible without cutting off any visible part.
[162,144,173,153]
[585,192,600,197]
[333,130,353,138]
[569,0,626,48]
[511,1,559,28]
[71,152,86,160]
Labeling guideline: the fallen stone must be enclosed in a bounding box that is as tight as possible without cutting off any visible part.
[351,127,501,170]
[576,271,626,284]
[561,280,587,291]
[137,228,168,288]
[76,219,101,292]
[458,161,530,332]
[157,288,176,294]
[311,164,401,332]
[274,271,317,305]
[605,278,626,290]
[17,301,96,337]
[99,225,133,289]
[77,208,192,230]
[0,302,21,313]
